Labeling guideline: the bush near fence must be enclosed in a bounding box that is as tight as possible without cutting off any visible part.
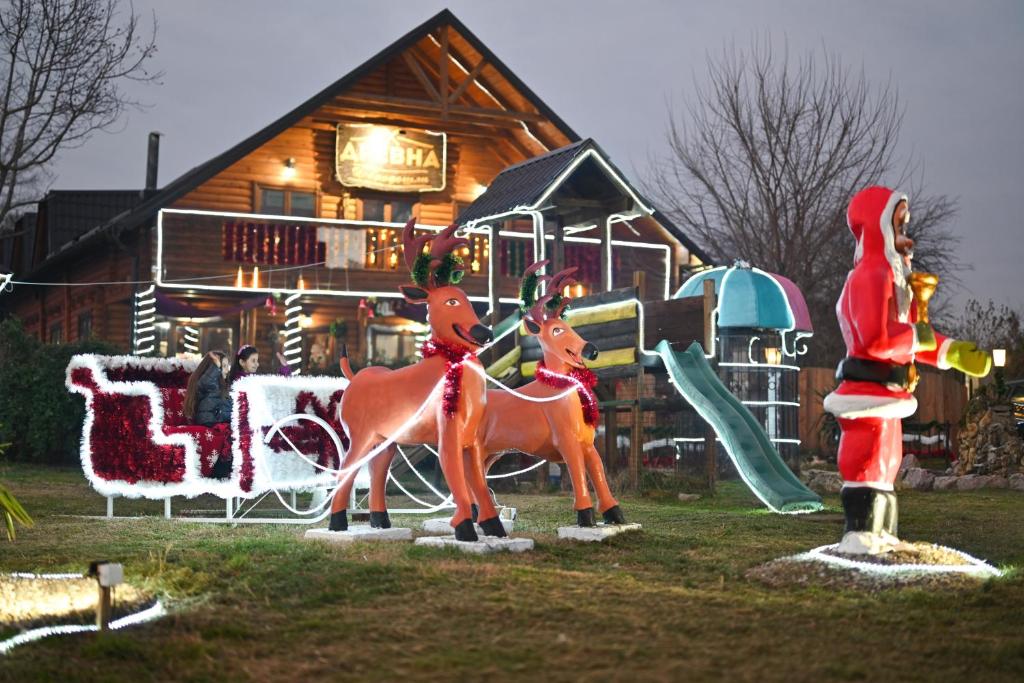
[0,318,119,464]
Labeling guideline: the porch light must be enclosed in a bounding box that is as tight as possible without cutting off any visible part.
[297,274,306,290]
[764,346,782,365]
[252,266,260,289]
[993,349,1006,368]
[235,266,244,289]
[282,157,297,180]
[299,314,313,328]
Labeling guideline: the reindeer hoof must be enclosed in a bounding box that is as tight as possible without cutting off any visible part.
[369,511,391,529]
[602,505,627,525]
[471,503,479,523]
[576,508,596,527]
[454,518,479,542]
[328,510,348,532]
[479,516,507,538]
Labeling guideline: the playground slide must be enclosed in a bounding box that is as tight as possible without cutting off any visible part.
[655,340,823,513]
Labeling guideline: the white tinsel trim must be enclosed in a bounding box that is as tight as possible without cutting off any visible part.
[823,391,918,419]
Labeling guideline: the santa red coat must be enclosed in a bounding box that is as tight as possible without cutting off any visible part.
[823,186,955,488]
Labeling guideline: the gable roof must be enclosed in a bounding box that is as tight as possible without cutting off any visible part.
[458,139,712,263]
[25,8,581,276]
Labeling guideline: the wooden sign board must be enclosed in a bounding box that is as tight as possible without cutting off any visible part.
[335,123,446,192]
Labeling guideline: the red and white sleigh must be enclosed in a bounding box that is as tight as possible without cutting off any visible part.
[65,354,356,522]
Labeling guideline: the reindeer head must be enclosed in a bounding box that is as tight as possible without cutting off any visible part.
[520,260,598,370]
[399,220,493,349]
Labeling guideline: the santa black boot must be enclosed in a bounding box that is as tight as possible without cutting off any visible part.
[837,487,891,555]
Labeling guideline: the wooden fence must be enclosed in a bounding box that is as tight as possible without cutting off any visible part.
[799,365,968,456]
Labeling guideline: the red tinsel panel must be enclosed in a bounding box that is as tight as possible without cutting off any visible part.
[89,392,186,484]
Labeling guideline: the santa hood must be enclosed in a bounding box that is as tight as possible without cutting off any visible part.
[847,185,912,321]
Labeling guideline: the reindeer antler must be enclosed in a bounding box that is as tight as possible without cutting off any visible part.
[402,219,431,271]
[404,221,469,288]
[521,261,579,322]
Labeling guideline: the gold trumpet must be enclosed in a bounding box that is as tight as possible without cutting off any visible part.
[908,272,939,325]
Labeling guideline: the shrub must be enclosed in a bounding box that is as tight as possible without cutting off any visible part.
[0,318,118,464]
[0,429,32,540]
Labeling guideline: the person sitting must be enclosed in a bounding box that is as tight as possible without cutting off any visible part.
[228,345,292,384]
[184,351,231,426]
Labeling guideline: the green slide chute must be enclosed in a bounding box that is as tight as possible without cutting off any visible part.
[656,340,823,513]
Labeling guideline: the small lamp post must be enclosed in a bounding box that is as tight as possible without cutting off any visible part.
[88,561,123,631]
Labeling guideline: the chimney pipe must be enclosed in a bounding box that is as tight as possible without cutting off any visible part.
[145,132,161,191]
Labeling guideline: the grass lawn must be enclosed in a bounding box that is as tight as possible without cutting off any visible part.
[1,463,1023,682]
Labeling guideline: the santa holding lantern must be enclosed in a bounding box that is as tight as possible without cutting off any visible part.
[824,186,992,555]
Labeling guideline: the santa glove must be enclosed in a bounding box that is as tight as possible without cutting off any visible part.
[913,322,937,352]
[945,341,992,378]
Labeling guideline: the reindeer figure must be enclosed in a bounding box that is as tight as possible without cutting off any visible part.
[465,260,626,531]
[330,220,493,541]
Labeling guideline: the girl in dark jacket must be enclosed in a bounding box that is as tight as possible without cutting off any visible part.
[184,351,232,426]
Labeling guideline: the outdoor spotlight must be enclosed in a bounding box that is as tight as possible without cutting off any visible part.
[282,157,297,180]
[993,348,1006,368]
[88,561,124,631]
[764,346,782,365]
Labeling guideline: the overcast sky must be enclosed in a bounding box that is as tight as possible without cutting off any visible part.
[49,0,1024,312]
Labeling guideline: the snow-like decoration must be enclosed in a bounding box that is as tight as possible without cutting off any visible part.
[66,354,347,500]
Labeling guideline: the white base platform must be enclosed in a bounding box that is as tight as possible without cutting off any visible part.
[421,516,515,536]
[304,525,413,544]
[557,523,642,542]
[414,535,534,555]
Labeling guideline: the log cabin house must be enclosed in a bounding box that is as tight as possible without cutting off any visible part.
[0,9,710,374]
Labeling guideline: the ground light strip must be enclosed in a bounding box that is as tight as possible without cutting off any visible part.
[0,598,163,655]
[792,544,1004,578]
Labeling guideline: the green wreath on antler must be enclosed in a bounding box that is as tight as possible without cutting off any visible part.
[520,260,579,322]
[403,220,467,288]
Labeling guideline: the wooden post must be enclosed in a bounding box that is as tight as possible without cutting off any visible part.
[702,279,716,353]
[97,585,112,631]
[702,278,718,493]
[551,214,565,275]
[599,215,611,292]
[439,25,449,120]
[629,275,645,490]
[705,424,718,495]
[487,224,500,366]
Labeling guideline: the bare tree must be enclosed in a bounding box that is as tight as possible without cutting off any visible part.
[646,40,962,364]
[0,0,159,233]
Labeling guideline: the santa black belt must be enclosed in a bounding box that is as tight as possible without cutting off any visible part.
[835,357,915,389]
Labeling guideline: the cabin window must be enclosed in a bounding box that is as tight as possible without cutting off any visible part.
[77,311,93,340]
[367,324,419,367]
[48,322,62,344]
[257,186,318,217]
[360,197,417,270]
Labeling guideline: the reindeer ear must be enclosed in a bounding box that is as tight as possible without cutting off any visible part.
[523,318,542,335]
[399,285,430,304]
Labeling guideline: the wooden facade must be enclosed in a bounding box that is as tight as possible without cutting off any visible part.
[1,10,708,373]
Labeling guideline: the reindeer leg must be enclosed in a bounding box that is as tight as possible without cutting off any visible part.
[438,421,477,542]
[556,434,595,527]
[584,443,625,524]
[329,433,374,531]
[368,444,396,529]
[467,443,504,537]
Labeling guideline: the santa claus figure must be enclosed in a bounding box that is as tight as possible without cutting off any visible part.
[824,186,991,555]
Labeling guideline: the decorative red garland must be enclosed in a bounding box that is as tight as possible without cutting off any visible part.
[420,338,475,419]
[237,392,254,492]
[535,361,600,427]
